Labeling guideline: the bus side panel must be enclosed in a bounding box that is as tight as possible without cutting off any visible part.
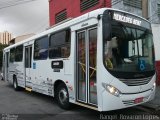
[31,58,74,99]
[7,61,25,88]
[15,61,25,88]
[31,60,54,96]
[65,30,76,103]
[8,62,16,84]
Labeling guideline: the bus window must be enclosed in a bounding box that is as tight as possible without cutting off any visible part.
[103,18,155,79]
[34,36,49,60]
[15,45,23,62]
[49,29,71,59]
[10,48,15,63]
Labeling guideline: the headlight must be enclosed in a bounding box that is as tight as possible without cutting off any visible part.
[102,83,121,97]
[153,82,156,87]
[151,82,156,91]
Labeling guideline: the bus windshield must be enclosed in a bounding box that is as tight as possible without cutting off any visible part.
[103,12,155,79]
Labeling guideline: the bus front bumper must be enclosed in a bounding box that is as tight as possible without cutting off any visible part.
[100,85,156,111]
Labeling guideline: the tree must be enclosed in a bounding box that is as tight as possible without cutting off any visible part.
[0,43,8,69]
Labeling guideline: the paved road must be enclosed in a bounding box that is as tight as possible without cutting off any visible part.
[0,80,160,120]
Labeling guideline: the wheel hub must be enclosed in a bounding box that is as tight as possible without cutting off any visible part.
[59,89,68,104]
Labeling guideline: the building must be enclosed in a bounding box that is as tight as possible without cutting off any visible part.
[0,31,12,45]
[111,0,148,18]
[112,0,160,22]
[49,0,111,26]
[49,0,152,26]
[49,0,160,24]
[149,0,160,24]
[9,33,35,45]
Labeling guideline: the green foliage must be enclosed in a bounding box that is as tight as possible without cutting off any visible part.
[0,43,8,68]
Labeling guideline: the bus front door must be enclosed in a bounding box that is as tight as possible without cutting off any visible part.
[77,27,97,105]
[25,46,32,89]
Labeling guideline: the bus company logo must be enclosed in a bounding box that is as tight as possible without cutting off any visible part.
[113,13,142,26]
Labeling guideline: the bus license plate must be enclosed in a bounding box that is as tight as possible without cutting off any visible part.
[134,97,144,104]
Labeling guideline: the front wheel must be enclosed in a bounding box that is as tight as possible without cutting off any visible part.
[56,84,70,109]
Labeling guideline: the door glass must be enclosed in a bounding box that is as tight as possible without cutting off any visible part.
[89,28,97,104]
[77,31,86,101]
[29,47,32,68]
[25,47,32,68]
[25,48,29,68]
[6,52,9,68]
[6,52,9,80]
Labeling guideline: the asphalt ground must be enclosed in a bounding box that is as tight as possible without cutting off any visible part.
[0,80,160,120]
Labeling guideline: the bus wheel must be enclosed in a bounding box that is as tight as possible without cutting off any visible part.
[56,84,70,109]
[13,77,20,91]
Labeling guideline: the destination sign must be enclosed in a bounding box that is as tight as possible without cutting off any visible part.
[113,13,142,26]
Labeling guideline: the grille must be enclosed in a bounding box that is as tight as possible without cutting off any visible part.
[122,100,135,106]
[120,77,152,86]
[80,0,99,12]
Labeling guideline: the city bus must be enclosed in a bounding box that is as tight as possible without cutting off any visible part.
[2,8,156,111]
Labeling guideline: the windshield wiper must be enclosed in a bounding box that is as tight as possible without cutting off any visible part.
[135,29,140,62]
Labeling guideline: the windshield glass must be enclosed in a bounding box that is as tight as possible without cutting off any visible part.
[103,20,155,79]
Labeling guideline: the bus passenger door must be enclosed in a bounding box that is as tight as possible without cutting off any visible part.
[25,46,32,89]
[76,27,97,105]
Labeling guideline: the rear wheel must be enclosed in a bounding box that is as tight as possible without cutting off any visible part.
[13,76,20,91]
[56,84,70,109]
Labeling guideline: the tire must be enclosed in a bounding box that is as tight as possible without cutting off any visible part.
[13,76,20,91]
[56,84,70,109]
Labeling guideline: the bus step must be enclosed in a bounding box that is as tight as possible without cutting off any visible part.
[75,102,98,111]
[25,87,32,92]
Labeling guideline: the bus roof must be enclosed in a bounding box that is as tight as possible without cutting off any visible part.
[4,8,150,51]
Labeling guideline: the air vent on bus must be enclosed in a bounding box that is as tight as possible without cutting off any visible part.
[122,100,135,106]
[120,77,152,86]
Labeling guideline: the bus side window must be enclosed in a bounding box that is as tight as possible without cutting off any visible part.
[15,45,23,62]
[34,36,49,60]
[49,29,71,59]
[10,48,15,63]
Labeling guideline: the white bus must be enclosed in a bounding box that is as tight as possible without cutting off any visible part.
[3,8,156,111]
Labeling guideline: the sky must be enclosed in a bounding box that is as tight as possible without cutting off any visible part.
[0,0,49,37]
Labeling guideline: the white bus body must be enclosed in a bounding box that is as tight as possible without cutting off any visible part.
[3,8,156,111]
